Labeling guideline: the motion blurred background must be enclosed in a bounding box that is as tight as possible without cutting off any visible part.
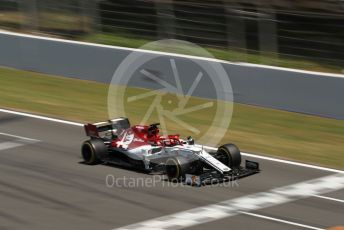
[0,1,344,169]
[0,0,343,73]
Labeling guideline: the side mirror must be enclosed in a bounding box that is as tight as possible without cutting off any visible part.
[187,136,194,145]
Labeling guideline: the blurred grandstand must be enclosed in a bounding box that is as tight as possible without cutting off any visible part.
[0,0,343,73]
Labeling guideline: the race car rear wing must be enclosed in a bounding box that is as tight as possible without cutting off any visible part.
[84,117,130,138]
[84,123,97,137]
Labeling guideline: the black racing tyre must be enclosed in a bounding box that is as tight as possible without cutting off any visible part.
[216,144,241,168]
[81,139,107,165]
[165,157,190,181]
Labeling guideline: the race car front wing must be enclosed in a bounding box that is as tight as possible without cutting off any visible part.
[185,160,260,186]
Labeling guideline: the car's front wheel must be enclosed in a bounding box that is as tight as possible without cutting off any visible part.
[216,144,241,168]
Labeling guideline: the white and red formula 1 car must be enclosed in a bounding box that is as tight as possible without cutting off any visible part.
[81,117,259,186]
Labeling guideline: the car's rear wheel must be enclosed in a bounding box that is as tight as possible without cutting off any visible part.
[165,157,189,181]
[216,144,241,168]
[81,139,107,165]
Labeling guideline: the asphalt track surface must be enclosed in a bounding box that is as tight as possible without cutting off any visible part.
[0,110,343,230]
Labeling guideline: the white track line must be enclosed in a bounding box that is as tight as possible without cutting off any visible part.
[239,211,324,230]
[0,132,40,151]
[0,109,83,127]
[1,30,343,79]
[241,152,344,174]
[0,108,343,174]
[114,173,344,230]
[0,132,40,142]
[312,195,344,203]
[0,141,24,151]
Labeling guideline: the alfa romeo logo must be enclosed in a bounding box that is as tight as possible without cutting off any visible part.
[108,39,233,146]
